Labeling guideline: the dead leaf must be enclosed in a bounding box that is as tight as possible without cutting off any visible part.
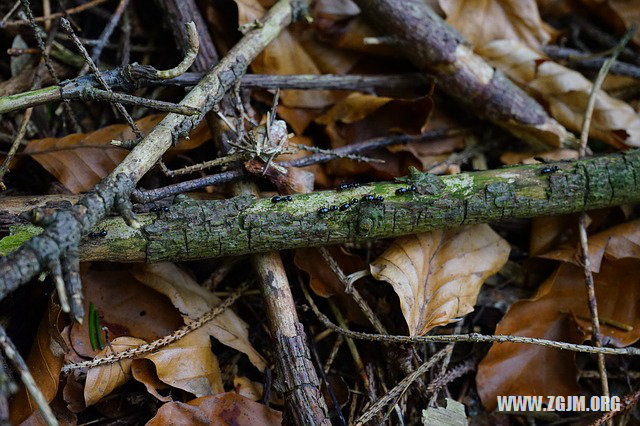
[370,225,510,335]
[68,266,183,359]
[539,219,640,273]
[477,258,640,410]
[146,393,282,426]
[132,263,267,371]
[478,39,640,148]
[316,93,433,178]
[145,330,224,397]
[10,301,67,425]
[24,114,211,193]
[130,359,172,402]
[439,0,554,49]
[233,376,263,401]
[84,336,146,406]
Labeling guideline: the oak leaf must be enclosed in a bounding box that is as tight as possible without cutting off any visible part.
[370,225,510,335]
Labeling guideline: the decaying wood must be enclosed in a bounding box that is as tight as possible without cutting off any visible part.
[4,150,639,262]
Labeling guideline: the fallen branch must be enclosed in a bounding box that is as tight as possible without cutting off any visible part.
[4,150,635,262]
[0,72,432,114]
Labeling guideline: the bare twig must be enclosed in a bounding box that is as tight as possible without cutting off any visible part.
[62,283,248,372]
[577,26,635,412]
[0,73,434,115]
[543,45,640,80]
[301,284,640,356]
[85,0,129,71]
[319,247,386,334]
[79,87,200,115]
[156,22,199,79]
[0,326,57,426]
[133,128,468,203]
[590,386,640,426]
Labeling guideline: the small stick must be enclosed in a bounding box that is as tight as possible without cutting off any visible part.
[80,87,200,115]
[85,0,129,70]
[319,247,387,334]
[132,128,469,203]
[323,335,343,374]
[328,299,371,390]
[1,0,108,27]
[590,386,640,426]
[1,1,20,24]
[0,326,57,426]
[543,46,640,80]
[301,283,640,356]
[577,27,635,416]
[62,283,248,372]
[155,22,199,79]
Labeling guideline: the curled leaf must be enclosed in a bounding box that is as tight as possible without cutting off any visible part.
[371,225,510,335]
[478,39,640,148]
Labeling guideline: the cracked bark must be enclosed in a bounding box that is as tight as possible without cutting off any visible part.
[0,0,305,312]
[353,0,576,149]
[3,151,639,263]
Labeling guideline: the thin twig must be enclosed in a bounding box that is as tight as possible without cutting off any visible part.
[80,87,200,115]
[1,0,108,27]
[427,323,462,407]
[301,283,640,356]
[319,247,387,334]
[577,26,635,412]
[590,386,640,426]
[543,46,640,80]
[1,1,20,24]
[133,128,469,203]
[0,326,57,426]
[60,17,143,139]
[356,347,451,425]
[62,283,248,372]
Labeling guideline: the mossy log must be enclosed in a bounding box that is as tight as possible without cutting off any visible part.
[6,150,639,262]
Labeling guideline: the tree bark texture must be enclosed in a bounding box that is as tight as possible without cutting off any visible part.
[4,151,638,262]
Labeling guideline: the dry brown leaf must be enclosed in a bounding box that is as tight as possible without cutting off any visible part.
[370,225,510,335]
[478,39,640,148]
[316,93,433,178]
[577,0,640,45]
[84,336,146,406]
[147,392,282,426]
[145,330,224,397]
[132,263,267,371]
[539,218,640,272]
[439,0,554,49]
[9,302,67,425]
[233,376,263,401]
[477,258,640,410]
[130,359,172,403]
[24,114,211,193]
[68,266,183,359]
